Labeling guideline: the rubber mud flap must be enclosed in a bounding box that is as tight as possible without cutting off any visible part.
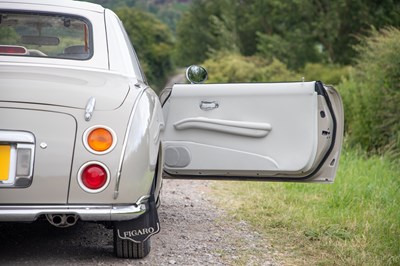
[115,196,160,243]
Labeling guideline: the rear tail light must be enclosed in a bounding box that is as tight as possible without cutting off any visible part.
[83,126,116,154]
[78,162,110,193]
[16,148,32,176]
[0,131,35,188]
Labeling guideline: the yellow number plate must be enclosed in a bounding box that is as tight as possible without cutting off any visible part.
[0,145,11,181]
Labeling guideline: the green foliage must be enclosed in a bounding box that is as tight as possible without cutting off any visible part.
[82,0,190,33]
[174,0,238,66]
[134,0,190,33]
[300,63,351,86]
[253,0,326,69]
[202,53,298,83]
[0,28,19,44]
[81,0,137,10]
[155,5,184,33]
[339,27,400,157]
[212,148,400,265]
[329,0,400,65]
[116,8,174,90]
[175,0,400,68]
[256,31,322,70]
[266,0,400,67]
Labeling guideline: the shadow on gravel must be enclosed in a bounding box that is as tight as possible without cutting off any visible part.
[0,220,116,265]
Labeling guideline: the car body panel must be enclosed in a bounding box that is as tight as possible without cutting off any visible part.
[105,9,147,83]
[0,1,161,210]
[66,85,162,205]
[110,89,163,204]
[0,64,130,110]
[0,108,76,203]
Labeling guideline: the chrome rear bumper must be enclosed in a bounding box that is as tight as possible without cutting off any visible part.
[0,203,146,222]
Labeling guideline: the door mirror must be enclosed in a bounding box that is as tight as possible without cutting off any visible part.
[185,65,208,84]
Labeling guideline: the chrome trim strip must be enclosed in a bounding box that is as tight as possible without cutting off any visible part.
[0,131,35,188]
[135,195,150,205]
[113,87,146,199]
[84,96,96,121]
[0,203,146,222]
[0,131,34,143]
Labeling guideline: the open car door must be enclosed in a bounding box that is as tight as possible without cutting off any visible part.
[161,77,343,183]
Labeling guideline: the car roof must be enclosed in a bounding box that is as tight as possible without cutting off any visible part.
[0,0,104,13]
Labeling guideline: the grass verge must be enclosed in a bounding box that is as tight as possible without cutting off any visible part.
[212,148,399,265]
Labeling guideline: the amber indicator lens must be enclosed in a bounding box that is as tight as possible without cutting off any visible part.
[81,164,107,190]
[87,128,113,152]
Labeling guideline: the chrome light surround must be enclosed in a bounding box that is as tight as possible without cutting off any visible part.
[82,125,117,155]
[0,131,35,188]
[77,161,111,193]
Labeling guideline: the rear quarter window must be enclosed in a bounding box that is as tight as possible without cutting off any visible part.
[0,11,92,60]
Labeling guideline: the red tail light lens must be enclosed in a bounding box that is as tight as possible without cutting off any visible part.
[78,162,110,193]
[82,164,106,189]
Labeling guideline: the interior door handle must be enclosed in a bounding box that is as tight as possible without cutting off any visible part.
[200,101,219,111]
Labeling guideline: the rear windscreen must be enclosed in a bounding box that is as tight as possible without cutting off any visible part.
[0,11,92,60]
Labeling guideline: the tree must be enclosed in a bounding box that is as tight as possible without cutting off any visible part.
[80,0,191,34]
[175,0,400,68]
[339,27,400,157]
[174,0,238,66]
[116,8,174,90]
[330,0,400,64]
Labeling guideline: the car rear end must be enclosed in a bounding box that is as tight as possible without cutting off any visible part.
[0,0,162,258]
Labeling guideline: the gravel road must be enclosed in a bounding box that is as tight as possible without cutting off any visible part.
[0,179,281,265]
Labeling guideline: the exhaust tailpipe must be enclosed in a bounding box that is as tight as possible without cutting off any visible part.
[46,214,78,228]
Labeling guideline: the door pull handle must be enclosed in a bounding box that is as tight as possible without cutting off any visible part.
[200,101,219,111]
